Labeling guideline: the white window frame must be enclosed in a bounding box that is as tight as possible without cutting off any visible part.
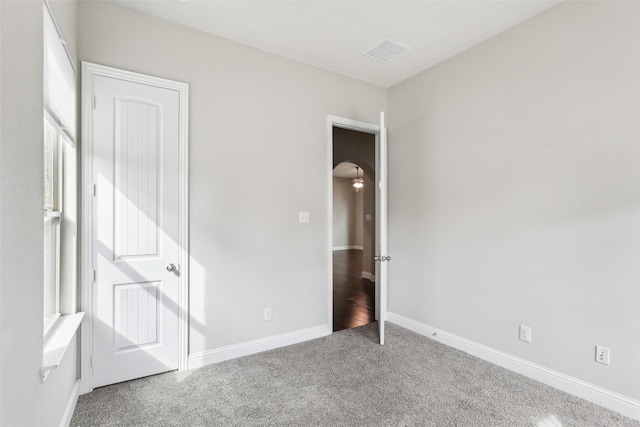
[42,0,77,335]
[43,114,66,335]
[41,0,85,383]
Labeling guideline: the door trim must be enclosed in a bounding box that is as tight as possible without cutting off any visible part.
[326,115,380,333]
[80,62,189,394]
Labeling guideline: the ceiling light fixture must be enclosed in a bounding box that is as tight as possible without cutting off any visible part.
[352,166,364,192]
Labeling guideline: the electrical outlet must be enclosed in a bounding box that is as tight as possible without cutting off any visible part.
[264,308,272,322]
[596,346,610,365]
[519,325,532,343]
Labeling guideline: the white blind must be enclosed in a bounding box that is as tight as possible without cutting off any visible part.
[43,4,76,140]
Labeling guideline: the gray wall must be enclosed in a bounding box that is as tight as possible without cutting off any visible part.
[354,182,364,248]
[388,1,640,400]
[333,178,363,249]
[362,173,375,278]
[0,1,79,425]
[78,1,387,354]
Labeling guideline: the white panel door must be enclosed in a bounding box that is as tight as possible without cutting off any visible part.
[377,111,389,345]
[92,75,180,387]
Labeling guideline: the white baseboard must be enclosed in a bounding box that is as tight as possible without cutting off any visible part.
[60,379,80,427]
[188,324,331,370]
[361,271,376,282]
[387,312,640,421]
[332,246,363,251]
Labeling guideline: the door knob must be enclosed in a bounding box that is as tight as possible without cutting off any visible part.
[166,263,177,272]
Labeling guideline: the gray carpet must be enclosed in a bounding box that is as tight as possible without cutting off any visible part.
[71,322,639,426]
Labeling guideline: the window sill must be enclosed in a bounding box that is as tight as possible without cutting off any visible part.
[41,312,84,382]
[43,312,62,337]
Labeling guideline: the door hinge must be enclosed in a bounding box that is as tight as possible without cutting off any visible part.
[92,269,96,282]
[92,184,96,196]
[92,95,96,109]
[90,355,93,367]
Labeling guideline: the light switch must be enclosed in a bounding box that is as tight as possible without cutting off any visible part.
[299,211,310,224]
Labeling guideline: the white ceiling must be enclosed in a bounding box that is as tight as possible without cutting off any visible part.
[111,0,561,88]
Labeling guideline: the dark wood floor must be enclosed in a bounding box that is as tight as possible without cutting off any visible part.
[333,249,375,332]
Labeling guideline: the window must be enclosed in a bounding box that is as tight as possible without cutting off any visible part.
[43,2,77,335]
[44,117,62,331]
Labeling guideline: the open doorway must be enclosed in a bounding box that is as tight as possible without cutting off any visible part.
[332,127,376,332]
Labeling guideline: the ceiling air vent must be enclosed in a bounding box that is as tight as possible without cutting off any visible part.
[364,38,411,63]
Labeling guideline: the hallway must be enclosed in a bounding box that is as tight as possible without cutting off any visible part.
[333,249,375,332]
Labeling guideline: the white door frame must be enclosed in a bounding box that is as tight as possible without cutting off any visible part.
[326,115,381,333]
[80,62,189,394]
